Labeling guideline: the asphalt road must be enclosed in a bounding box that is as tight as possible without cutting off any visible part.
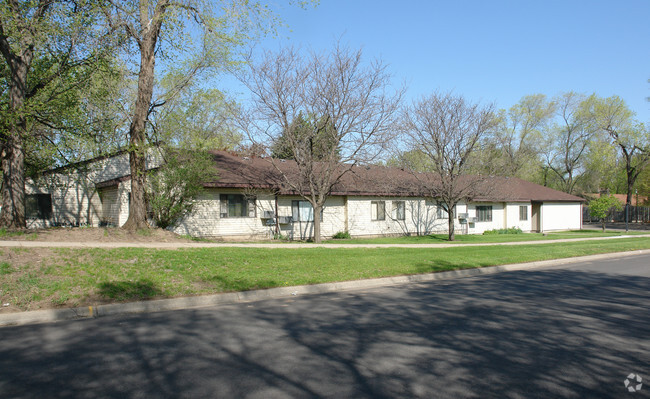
[1,254,649,398]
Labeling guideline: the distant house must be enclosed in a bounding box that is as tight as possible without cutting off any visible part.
[26,150,585,240]
[585,193,649,207]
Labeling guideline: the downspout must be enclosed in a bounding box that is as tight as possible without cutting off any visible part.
[580,202,583,230]
[344,195,349,232]
[274,193,279,237]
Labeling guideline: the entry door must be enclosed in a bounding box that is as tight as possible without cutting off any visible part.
[100,187,119,226]
[531,202,541,232]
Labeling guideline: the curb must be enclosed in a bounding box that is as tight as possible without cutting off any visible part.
[1,249,649,327]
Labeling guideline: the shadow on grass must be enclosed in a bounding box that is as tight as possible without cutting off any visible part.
[413,259,482,274]
[97,280,163,301]
[204,275,281,292]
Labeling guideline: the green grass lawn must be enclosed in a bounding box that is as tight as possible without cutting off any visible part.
[323,229,650,244]
[1,236,649,311]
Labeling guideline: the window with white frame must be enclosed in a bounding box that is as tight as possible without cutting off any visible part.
[292,200,315,222]
[476,205,493,222]
[220,194,256,218]
[393,201,405,220]
[371,201,386,221]
[519,205,528,221]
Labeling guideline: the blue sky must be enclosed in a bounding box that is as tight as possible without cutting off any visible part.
[225,0,650,122]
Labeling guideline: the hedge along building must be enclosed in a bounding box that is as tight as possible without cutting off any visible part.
[25,150,585,239]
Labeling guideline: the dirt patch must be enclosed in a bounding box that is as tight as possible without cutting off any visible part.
[1,227,195,243]
[0,228,197,313]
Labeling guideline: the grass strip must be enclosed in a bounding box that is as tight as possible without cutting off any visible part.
[323,229,650,244]
[1,237,649,310]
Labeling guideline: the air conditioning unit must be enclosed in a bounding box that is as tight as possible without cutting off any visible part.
[467,217,478,223]
[262,210,275,219]
[277,216,293,224]
[457,213,469,219]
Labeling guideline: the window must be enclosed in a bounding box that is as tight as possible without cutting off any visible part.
[436,202,445,219]
[393,201,405,220]
[292,200,314,222]
[519,205,528,221]
[220,194,255,218]
[476,205,493,222]
[436,202,454,219]
[25,194,52,219]
[371,201,385,221]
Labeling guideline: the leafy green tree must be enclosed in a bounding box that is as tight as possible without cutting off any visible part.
[484,94,553,180]
[544,92,599,194]
[588,195,623,232]
[103,0,299,230]
[586,95,650,206]
[0,0,113,228]
[270,113,339,161]
[146,150,217,229]
[151,86,242,151]
[385,149,435,172]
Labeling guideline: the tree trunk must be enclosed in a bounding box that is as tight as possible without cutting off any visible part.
[122,34,158,231]
[601,219,606,232]
[0,58,30,229]
[1,135,26,229]
[313,202,322,243]
[447,212,455,241]
[626,170,634,207]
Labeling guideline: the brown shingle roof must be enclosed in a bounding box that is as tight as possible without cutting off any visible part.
[201,151,585,203]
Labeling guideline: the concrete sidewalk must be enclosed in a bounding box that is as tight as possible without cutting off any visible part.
[1,248,649,327]
[0,233,649,249]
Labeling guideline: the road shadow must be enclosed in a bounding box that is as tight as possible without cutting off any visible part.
[1,266,649,398]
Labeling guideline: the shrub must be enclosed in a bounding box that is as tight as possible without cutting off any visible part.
[483,227,523,235]
[588,195,623,232]
[332,231,351,239]
[147,149,219,229]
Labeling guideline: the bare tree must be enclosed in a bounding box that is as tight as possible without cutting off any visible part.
[401,92,496,241]
[238,44,403,242]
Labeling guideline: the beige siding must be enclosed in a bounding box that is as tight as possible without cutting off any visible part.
[26,148,164,228]
[275,196,346,240]
[172,192,347,240]
[465,203,506,234]
[504,203,533,232]
[347,197,450,237]
[26,173,102,228]
[172,189,274,239]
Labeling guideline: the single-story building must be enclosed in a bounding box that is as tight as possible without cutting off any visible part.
[25,150,585,239]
